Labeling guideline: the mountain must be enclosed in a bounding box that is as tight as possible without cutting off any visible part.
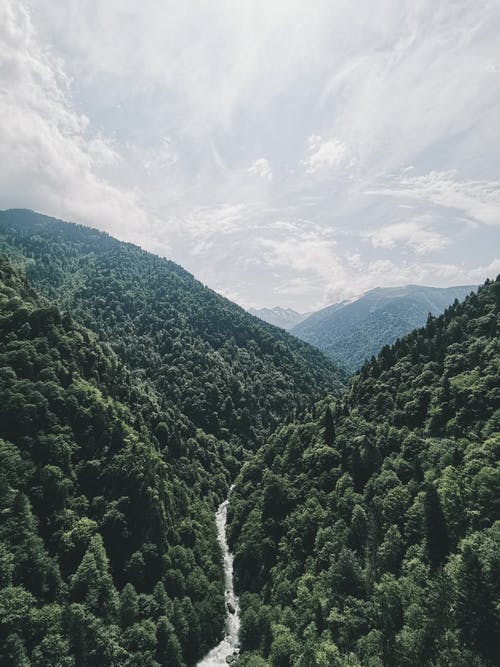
[249,306,309,331]
[0,257,225,665]
[0,209,345,452]
[292,284,477,373]
[229,277,500,666]
[1,207,497,667]
[0,209,346,666]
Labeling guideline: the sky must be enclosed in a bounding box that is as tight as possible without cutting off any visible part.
[1,0,500,311]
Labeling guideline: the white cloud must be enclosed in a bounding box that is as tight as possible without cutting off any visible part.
[0,0,161,248]
[369,171,500,227]
[248,158,273,181]
[1,0,499,310]
[178,203,248,249]
[274,277,322,297]
[260,236,338,278]
[364,215,450,254]
[302,135,351,174]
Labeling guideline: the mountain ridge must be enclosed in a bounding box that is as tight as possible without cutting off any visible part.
[248,306,309,331]
[292,283,477,373]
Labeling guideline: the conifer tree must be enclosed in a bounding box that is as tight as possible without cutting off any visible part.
[424,484,449,569]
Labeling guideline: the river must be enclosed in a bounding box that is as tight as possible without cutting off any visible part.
[197,489,240,666]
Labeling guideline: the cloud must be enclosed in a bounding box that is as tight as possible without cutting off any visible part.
[248,158,273,181]
[364,215,450,254]
[260,236,338,278]
[177,203,249,252]
[2,0,499,310]
[274,276,322,297]
[369,171,500,227]
[302,135,351,174]
[0,0,161,249]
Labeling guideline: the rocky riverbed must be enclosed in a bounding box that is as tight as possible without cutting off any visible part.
[197,489,240,666]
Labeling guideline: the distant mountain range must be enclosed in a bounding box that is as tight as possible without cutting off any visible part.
[249,305,309,330]
[291,284,477,373]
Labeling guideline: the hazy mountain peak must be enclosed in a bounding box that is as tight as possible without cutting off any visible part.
[249,305,309,330]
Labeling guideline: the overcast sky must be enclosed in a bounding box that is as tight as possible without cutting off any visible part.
[1,0,500,310]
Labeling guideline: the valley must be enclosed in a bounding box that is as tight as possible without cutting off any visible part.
[0,210,498,666]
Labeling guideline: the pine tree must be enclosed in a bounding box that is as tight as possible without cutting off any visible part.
[424,484,449,569]
[120,583,138,628]
[322,404,336,445]
[156,617,185,666]
[70,535,118,621]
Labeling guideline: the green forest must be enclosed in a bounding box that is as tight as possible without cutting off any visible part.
[0,210,498,666]
[0,257,226,665]
[229,277,500,666]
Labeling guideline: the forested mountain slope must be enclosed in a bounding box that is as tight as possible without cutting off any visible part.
[292,284,476,373]
[0,209,346,666]
[229,278,500,666]
[0,258,225,665]
[0,209,345,455]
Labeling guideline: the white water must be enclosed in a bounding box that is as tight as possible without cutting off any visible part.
[198,489,240,666]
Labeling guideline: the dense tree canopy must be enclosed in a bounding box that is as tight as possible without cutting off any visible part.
[0,209,345,456]
[0,211,344,665]
[0,258,233,665]
[1,210,498,666]
[229,277,500,666]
